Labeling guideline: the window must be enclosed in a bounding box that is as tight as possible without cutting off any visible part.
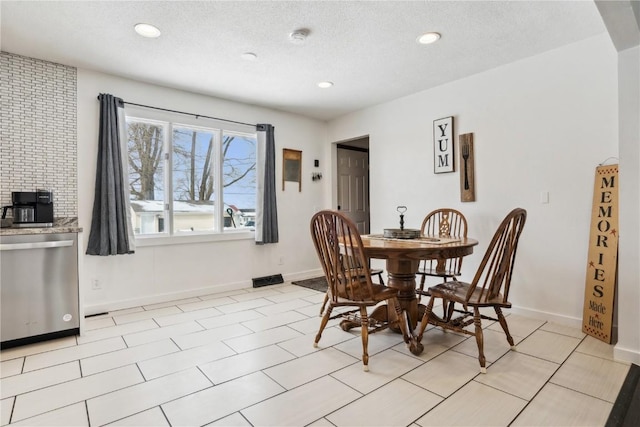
[125,114,257,240]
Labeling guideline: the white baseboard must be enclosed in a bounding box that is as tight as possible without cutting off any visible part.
[509,305,583,329]
[614,345,640,364]
[84,269,326,317]
[84,279,252,316]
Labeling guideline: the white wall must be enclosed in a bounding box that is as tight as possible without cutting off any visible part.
[327,34,618,327]
[616,45,640,364]
[77,69,327,314]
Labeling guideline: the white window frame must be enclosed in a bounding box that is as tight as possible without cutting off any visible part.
[124,106,257,246]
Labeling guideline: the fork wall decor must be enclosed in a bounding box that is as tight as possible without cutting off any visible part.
[459,133,475,202]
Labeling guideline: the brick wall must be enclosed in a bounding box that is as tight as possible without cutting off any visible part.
[0,52,77,218]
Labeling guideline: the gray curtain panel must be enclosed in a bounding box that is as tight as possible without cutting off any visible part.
[86,94,134,255]
[256,124,279,244]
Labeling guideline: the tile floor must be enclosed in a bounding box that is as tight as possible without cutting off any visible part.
[0,282,631,426]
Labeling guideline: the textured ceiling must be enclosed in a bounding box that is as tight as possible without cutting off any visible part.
[1,1,607,121]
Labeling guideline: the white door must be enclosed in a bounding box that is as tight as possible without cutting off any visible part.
[337,147,370,234]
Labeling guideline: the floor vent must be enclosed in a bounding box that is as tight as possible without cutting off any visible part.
[252,274,284,288]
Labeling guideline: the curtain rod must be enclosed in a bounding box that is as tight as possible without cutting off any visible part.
[97,96,257,127]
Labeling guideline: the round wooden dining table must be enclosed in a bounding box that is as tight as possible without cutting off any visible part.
[359,234,478,353]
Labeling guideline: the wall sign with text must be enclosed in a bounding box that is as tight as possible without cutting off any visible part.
[582,164,618,343]
[433,116,454,173]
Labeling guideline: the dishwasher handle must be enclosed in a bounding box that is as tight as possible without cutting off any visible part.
[0,240,74,251]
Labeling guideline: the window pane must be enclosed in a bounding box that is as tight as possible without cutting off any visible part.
[222,132,257,230]
[126,119,166,235]
[172,126,216,232]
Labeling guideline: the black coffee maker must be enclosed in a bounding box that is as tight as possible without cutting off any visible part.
[1,190,54,227]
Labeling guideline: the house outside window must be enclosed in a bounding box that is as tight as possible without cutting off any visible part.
[125,115,257,240]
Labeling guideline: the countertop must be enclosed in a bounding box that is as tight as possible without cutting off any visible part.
[0,217,82,236]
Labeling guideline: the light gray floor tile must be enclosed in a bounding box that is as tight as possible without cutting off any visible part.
[23,337,126,372]
[550,351,630,402]
[153,307,223,327]
[403,350,480,397]
[9,402,88,427]
[307,417,335,427]
[241,310,308,332]
[138,341,236,380]
[199,289,248,300]
[416,380,527,426]
[81,340,179,376]
[172,322,253,350]
[278,326,355,357]
[328,378,442,427]
[575,335,618,360]
[143,297,200,311]
[332,349,424,394]
[1,361,79,399]
[515,329,581,363]
[200,345,296,384]
[223,325,303,353]
[0,359,23,379]
[255,298,314,316]
[177,297,235,312]
[241,376,362,427]
[264,347,358,389]
[12,364,143,422]
[539,321,586,339]
[162,372,284,426]
[266,289,319,303]
[452,328,521,364]
[77,319,158,345]
[208,412,252,426]
[475,351,559,400]
[487,313,544,338]
[0,336,76,362]
[106,407,169,426]
[113,306,182,325]
[122,320,204,347]
[512,382,613,427]
[334,329,408,360]
[216,298,274,314]
[1,397,14,426]
[0,293,622,427]
[87,368,211,426]
[84,316,116,331]
[196,309,264,330]
[394,328,467,362]
[230,289,283,302]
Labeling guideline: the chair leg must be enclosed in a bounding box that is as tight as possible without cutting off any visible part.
[359,307,370,371]
[473,307,487,373]
[417,296,435,342]
[377,272,385,285]
[417,273,426,303]
[314,306,332,348]
[495,307,516,350]
[319,292,329,317]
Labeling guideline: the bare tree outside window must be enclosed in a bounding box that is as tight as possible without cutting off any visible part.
[126,118,257,235]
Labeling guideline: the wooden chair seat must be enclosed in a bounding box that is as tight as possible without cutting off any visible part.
[428,281,512,308]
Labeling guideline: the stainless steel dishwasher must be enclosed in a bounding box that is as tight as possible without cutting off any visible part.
[1,232,80,348]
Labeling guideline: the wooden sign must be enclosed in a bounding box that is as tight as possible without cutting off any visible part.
[433,116,454,173]
[282,148,302,192]
[459,133,475,202]
[582,164,619,343]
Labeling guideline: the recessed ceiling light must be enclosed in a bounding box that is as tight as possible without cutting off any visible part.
[134,23,161,38]
[317,81,334,89]
[241,52,258,61]
[417,32,441,45]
